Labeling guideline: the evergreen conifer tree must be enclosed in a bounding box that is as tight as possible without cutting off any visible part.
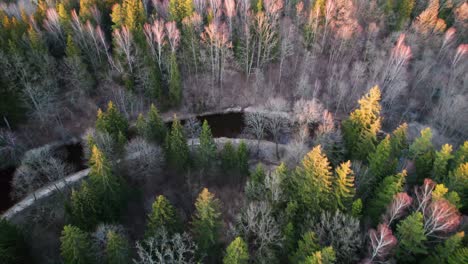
[165,116,190,171]
[237,141,249,176]
[433,144,453,182]
[390,123,408,158]
[409,128,435,182]
[105,231,130,264]
[334,161,355,211]
[192,188,222,258]
[146,195,181,237]
[453,141,468,169]
[303,247,336,264]
[60,225,94,264]
[367,170,407,223]
[169,0,194,22]
[221,141,238,172]
[69,181,99,230]
[146,104,167,143]
[342,86,382,161]
[95,101,128,139]
[168,53,182,106]
[396,0,415,30]
[223,237,249,264]
[198,120,217,172]
[396,212,427,262]
[290,231,320,264]
[368,135,396,187]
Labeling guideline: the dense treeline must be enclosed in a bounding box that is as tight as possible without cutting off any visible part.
[1,86,467,263]
[0,0,466,143]
[0,0,467,263]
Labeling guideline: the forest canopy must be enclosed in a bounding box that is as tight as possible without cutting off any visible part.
[0,0,467,264]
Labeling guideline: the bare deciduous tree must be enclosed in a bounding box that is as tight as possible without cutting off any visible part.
[383,192,413,225]
[124,138,164,182]
[236,201,283,262]
[423,199,461,237]
[365,224,397,263]
[244,111,268,154]
[134,229,197,264]
[11,147,70,200]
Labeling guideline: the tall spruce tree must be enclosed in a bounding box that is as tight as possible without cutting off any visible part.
[137,104,167,143]
[433,144,453,182]
[60,225,94,264]
[237,141,249,176]
[396,212,427,262]
[169,0,194,22]
[342,86,382,161]
[390,123,408,159]
[367,170,407,223]
[105,231,130,264]
[409,128,435,182]
[146,195,181,237]
[95,101,128,139]
[396,0,415,30]
[290,231,320,264]
[165,115,190,171]
[368,135,397,188]
[168,53,182,106]
[223,237,249,264]
[453,141,468,169]
[292,146,334,215]
[334,161,355,211]
[197,120,217,172]
[192,188,222,258]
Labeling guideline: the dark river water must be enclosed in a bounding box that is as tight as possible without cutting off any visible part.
[0,112,246,213]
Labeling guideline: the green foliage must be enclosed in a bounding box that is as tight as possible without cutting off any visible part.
[302,247,336,264]
[221,141,237,171]
[137,104,167,143]
[367,170,407,224]
[368,135,397,185]
[165,116,190,171]
[433,144,453,182]
[334,160,355,210]
[390,123,408,158]
[223,237,249,264]
[447,162,468,209]
[251,163,266,185]
[409,128,435,181]
[396,212,427,262]
[453,141,468,169]
[192,188,222,258]
[69,181,99,230]
[294,146,334,212]
[60,225,94,264]
[342,86,382,161]
[168,52,182,106]
[396,0,415,30]
[425,231,465,263]
[169,0,194,22]
[69,146,126,230]
[0,219,29,264]
[290,231,320,264]
[237,141,249,175]
[146,195,181,237]
[197,120,217,171]
[448,247,468,264]
[95,101,129,140]
[105,231,130,264]
[351,198,363,218]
